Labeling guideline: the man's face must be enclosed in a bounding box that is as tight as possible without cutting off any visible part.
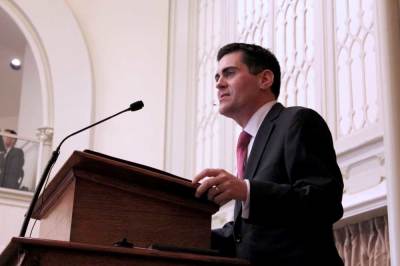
[215,51,262,124]
[3,136,16,149]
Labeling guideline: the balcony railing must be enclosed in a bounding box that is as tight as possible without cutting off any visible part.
[0,130,51,193]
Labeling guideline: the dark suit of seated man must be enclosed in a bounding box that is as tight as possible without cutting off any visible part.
[0,129,25,190]
[0,133,5,152]
[192,43,344,266]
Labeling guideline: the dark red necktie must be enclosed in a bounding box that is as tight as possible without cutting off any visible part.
[236,131,252,179]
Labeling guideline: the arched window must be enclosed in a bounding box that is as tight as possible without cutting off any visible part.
[167,0,385,228]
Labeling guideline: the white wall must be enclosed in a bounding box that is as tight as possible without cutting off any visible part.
[0,190,38,251]
[0,116,18,129]
[0,203,25,251]
[66,0,170,169]
[17,44,42,138]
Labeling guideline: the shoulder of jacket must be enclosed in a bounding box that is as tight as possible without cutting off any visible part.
[279,106,326,126]
[282,105,314,116]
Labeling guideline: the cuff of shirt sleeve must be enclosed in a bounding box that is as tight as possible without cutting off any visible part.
[241,179,251,219]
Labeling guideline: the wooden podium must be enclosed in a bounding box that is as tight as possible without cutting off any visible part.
[0,151,249,265]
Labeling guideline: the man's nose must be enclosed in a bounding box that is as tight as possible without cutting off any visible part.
[216,76,227,89]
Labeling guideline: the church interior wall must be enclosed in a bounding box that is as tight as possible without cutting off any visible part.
[0,0,399,263]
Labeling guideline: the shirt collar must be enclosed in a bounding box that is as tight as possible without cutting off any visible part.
[4,147,11,156]
[243,100,277,137]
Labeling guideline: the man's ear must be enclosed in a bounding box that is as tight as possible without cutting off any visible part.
[258,69,274,91]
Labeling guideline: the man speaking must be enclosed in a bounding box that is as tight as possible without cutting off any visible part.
[193,43,344,266]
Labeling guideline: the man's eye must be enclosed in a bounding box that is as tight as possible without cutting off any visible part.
[225,70,235,76]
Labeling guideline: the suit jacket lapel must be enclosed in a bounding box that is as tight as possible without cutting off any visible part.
[245,102,284,181]
[233,103,284,222]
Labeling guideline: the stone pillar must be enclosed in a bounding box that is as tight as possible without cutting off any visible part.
[378,0,400,265]
[35,127,53,187]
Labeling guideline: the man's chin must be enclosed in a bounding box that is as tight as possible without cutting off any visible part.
[218,106,234,118]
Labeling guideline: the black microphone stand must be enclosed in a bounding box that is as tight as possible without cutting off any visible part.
[19,101,144,237]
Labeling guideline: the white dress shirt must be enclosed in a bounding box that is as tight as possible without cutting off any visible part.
[241,100,277,218]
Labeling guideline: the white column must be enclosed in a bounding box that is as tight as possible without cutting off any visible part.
[378,0,400,265]
[35,127,53,186]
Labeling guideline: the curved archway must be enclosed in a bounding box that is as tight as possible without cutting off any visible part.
[0,0,93,167]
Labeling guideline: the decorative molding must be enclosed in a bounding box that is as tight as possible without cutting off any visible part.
[35,126,54,186]
[337,134,384,171]
[335,127,383,156]
[36,127,53,146]
[338,134,384,196]
[0,187,33,208]
[333,0,380,139]
[335,181,387,228]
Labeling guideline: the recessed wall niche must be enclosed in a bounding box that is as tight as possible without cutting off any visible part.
[0,6,42,192]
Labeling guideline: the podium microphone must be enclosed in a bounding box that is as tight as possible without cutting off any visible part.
[19,100,144,237]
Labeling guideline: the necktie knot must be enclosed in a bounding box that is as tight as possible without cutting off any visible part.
[237,131,252,149]
[236,131,252,179]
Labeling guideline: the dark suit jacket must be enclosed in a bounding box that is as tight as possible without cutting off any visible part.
[0,147,24,189]
[0,138,5,152]
[212,103,344,266]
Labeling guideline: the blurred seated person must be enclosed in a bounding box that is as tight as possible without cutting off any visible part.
[0,131,5,152]
[0,129,25,189]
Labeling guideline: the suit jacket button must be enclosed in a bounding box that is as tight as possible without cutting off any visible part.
[235,235,242,243]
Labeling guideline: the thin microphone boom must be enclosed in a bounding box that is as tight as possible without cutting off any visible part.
[19,100,144,237]
[56,100,143,151]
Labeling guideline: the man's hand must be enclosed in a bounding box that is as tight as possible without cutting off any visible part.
[192,168,247,205]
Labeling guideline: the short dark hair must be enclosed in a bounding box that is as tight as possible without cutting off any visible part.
[5,129,17,135]
[217,43,281,98]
